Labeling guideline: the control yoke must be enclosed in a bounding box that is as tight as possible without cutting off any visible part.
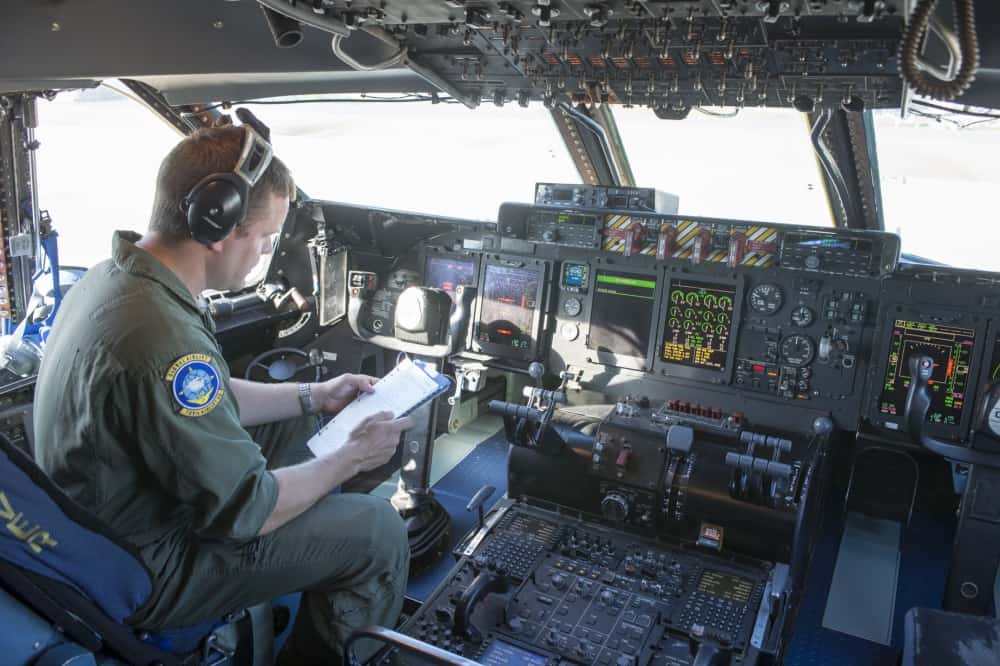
[904,355,1000,467]
[348,278,477,358]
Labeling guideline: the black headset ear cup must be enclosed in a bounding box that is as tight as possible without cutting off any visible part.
[183,174,247,244]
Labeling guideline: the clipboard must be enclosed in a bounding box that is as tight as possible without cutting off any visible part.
[307,358,451,458]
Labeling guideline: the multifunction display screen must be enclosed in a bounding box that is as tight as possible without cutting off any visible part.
[481,640,548,666]
[425,256,475,299]
[587,271,657,358]
[878,319,976,426]
[477,264,541,352]
[698,570,754,604]
[661,280,736,371]
[562,263,589,289]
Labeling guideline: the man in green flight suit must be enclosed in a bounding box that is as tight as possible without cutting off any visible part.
[33,125,413,664]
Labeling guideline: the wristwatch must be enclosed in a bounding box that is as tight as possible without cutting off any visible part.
[298,382,317,416]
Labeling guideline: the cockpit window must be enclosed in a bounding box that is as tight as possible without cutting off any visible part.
[871,108,1000,271]
[256,95,579,220]
[615,107,834,227]
[35,85,182,268]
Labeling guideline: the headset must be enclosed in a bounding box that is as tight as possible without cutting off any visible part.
[180,126,275,245]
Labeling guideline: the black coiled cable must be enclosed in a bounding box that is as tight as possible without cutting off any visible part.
[899,0,979,101]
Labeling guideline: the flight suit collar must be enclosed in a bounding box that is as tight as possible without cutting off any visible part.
[111,231,216,332]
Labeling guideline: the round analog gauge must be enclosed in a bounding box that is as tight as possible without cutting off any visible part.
[748,283,784,315]
[780,334,816,367]
[790,305,815,328]
[563,297,582,317]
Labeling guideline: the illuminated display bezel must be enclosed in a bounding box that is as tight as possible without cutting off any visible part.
[421,250,479,298]
[471,256,550,362]
[653,272,745,385]
[869,307,986,440]
[584,265,661,371]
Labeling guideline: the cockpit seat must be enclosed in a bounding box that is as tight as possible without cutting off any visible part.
[902,607,1000,666]
[0,433,285,665]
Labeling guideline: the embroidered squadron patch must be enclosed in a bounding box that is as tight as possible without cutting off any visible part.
[165,353,224,417]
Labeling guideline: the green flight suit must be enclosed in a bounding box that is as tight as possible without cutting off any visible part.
[33,231,408,664]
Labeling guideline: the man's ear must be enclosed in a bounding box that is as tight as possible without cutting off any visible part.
[205,238,226,254]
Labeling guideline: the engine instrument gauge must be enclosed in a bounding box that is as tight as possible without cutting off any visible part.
[790,306,815,328]
[563,297,582,317]
[748,283,784,315]
[780,334,815,367]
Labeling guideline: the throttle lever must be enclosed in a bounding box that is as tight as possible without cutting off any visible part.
[904,355,1000,467]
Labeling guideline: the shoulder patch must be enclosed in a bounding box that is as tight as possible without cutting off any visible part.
[165,353,225,417]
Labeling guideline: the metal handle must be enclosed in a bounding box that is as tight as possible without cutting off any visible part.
[343,625,481,666]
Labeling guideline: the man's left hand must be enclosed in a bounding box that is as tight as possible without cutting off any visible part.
[311,374,378,415]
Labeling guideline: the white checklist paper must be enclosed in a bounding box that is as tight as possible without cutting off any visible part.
[307,358,449,458]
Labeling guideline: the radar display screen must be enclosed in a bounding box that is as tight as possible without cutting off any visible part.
[477,264,541,352]
[878,319,976,425]
[587,271,657,358]
[425,256,475,299]
[698,570,754,604]
[661,280,736,371]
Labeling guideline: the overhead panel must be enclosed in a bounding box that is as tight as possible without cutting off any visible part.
[315,0,907,112]
[3,1,908,111]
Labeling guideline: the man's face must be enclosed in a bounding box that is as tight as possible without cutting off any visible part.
[213,193,288,291]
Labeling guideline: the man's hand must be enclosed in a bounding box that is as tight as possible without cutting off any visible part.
[341,411,415,474]
[311,374,378,415]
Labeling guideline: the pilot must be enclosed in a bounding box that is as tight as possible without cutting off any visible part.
[32,126,413,664]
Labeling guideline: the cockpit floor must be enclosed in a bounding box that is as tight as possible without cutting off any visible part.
[785,510,955,665]
[371,415,504,502]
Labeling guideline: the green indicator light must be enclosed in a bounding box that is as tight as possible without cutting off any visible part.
[597,274,656,289]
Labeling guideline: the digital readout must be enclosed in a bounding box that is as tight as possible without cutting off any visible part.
[698,570,754,604]
[661,280,737,371]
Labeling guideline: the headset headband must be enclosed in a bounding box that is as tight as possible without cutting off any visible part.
[233,126,274,189]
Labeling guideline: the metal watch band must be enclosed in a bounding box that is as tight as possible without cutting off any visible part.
[298,382,315,416]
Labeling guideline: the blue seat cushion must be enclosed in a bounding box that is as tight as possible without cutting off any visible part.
[0,437,152,624]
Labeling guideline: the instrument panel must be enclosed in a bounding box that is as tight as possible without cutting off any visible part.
[342,202,899,434]
[324,197,1000,444]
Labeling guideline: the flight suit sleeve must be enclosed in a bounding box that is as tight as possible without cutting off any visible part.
[114,360,279,542]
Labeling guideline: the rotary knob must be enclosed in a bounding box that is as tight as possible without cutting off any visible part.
[601,493,629,522]
[543,229,558,242]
